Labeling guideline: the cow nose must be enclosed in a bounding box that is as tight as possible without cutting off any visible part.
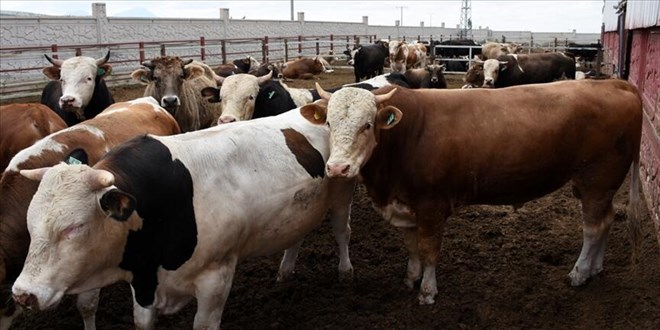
[60,96,75,106]
[483,79,494,87]
[327,163,350,177]
[431,77,438,82]
[218,116,236,124]
[13,292,38,309]
[162,96,179,108]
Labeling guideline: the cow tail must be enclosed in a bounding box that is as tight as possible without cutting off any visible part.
[626,154,643,266]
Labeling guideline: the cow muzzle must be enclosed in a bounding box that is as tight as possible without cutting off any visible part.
[161,95,181,114]
[13,292,38,309]
[59,96,85,120]
[326,163,351,178]
[483,78,494,88]
[217,115,237,124]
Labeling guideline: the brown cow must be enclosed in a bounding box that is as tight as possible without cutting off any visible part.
[214,56,261,77]
[131,56,222,132]
[281,57,325,79]
[481,41,522,59]
[0,103,67,171]
[391,42,428,73]
[301,79,643,305]
[0,97,180,329]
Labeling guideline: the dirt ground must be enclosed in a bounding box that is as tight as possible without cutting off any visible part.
[6,68,660,330]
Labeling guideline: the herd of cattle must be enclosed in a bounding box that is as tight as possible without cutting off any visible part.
[0,34,644,330]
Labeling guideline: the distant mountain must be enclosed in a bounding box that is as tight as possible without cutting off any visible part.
[0,10,47,17]
[111,7,157,18]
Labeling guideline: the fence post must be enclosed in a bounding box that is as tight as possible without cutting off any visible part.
[284,38,289,62]
[554,38,557,52]
[262,36,269,64]
[330,34,334,53]
[315,38,320,55]
[75,48,82,56]
[429,36,434,58]
[51,44,59,59]
[221,40,227,64]
[298,35,302,56]
[139,41,145,63]
[200,36,206,61]
[160,44,166,56]
[346,35,350,49]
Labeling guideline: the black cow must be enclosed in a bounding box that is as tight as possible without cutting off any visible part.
[349,41,389,83]
[567,42,601,63]
[434,39,482,58]
[403,64,447,89]
[40,51,114,126]
[473,52,576,88]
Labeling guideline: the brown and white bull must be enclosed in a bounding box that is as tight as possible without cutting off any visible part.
[301,80,643,305]
[0,103,67,172]
[481,41,522,59]
[40,51,115,126]
[390,42,427,74]
[131,56,222,132]
[0,97,180,329]
[11,104,355,329]
[281,57,326,79]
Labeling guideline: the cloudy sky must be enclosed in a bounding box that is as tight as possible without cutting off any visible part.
[1,0,606,33]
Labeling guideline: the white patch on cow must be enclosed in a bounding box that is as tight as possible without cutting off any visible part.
[58,57,100,110]
[75,124,106,140]
[374,200,416,228]
[6,132,67,172]
[482,59,502,87]
[324,88,379,177]
[511,54,525,73]
[344,74,391,89]
[576,71,586,80]
[278,80,313,107]
[96,97,164,117]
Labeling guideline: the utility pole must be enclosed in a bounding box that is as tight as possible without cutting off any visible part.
[459,0,472,39]
[290,0,294,20]
[395,6,407,26]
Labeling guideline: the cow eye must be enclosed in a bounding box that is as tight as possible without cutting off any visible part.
[87,77,93,81]
[248,95,255,100]
[362,122,372,131]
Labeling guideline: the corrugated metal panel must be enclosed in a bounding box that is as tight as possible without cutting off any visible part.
[603,0,620,32]
[626,0,660,29]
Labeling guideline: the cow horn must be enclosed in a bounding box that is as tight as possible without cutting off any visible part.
[257,70,273,85]
[44,54,63,67]
[374,88,397,104]
[141,61,155,70]
[20,167,51,182]
[96,50,110,66]
[182,59,194,67]
[86,169,115,191]
[315,83,332,101]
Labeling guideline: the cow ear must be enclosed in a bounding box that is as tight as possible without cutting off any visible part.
[20,167,52,181]
[201,87,221,103]
[300,102,327,125]
[99,189,136,222]
[499,61,509,71]
[97,64,112,78]
[376,106,402,130]
[184,64,204,80]
[43,66,61,80]
[65,148,89,165]
[131,69,152,85]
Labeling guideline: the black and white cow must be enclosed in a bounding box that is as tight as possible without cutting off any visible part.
[349,41,389,82]
[40,51,115,126]
[12,105,356,329]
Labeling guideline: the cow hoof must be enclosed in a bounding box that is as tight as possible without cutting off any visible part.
[403,278,415,290]
[567,269,588,286]
[417,292,436,305]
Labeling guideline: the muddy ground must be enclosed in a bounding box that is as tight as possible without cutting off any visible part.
[6,68,660,329]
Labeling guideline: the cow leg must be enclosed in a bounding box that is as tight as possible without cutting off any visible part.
[399,226,422,289]
[0,309,19,330]
[131,286,157,330]
[277,241,303,282]
[76,289,100,330]
[329,179,356,282]
[568,192,615,286]
[415,206,449,305]
[193,257,238,330]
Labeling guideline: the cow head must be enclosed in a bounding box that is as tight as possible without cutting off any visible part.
[130,56,200,115]
[43,51,111,120]
[12,164,136,311]
[300,84,400,178]
[507,43,522,54]
[425,64,446,84]
[207,71,273,124]
[463,60,485,88]
[480,59,509,88]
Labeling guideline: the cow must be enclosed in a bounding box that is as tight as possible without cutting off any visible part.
[214,56,261,77]
[301,79,643,306]
[462,60,485,88]
[481,42,522,59]
[131,56,223,132]
[281,57,326,79]
[201,71,273,123]
[350,41,389,82]
[567,42,601,64]
[0,103,67,172]
[391,42,428,74]
[468,52,576,88]
[402,64,447,89]
[11,103,356,329]
[40,51,115,127]
[0,97,180,330]
[433,39,482,59]
[250,63,280,78]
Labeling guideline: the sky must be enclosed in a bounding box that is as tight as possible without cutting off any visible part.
[0,0,606,33]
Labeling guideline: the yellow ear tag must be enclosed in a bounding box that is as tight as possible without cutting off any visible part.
[314,112,321,120]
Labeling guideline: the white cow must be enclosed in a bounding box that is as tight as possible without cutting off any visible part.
[12,104,355,330]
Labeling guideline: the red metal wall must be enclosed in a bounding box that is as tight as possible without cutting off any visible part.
[628,27,660,246]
